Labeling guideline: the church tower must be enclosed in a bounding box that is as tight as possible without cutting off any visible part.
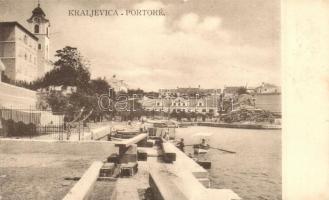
[27,2,51,77]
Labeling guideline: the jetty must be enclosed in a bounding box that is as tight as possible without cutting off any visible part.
[62,131,241,200]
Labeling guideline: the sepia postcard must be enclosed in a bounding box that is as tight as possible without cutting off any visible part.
[0,0,328,200]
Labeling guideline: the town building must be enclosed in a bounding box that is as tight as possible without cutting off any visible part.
[140,96,220,115]
[37,85,77,96]
[0,22,38,82]
[108,75,129,93]
[255,82,281,94]
[0,3,52,82]
[159,87,221,98]
[246,87,256,94]
[26,3,53,77]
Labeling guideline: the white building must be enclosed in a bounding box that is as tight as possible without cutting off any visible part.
[0,3,53,82]
[26,3,53,78]
[108,75,128,92]
[255,82,281,94]
[0,22,39,82]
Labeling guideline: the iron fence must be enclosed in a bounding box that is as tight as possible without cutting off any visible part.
[0,107,89,140]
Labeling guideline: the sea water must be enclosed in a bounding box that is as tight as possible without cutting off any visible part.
[175,126,281,200]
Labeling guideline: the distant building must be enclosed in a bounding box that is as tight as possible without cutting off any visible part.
[0,3,53,82]
[38,85,77,96]
[159,87,221,97]
[108,75,128,92]
[140,96,220,115]
[246,87,256,94]
[255,82,281,94]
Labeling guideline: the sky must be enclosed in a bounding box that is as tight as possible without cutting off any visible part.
[0,0,280,91]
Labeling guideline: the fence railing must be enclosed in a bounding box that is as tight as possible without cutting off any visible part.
[0,107,85,140]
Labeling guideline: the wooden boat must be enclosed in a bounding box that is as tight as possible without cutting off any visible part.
[193,144,210,154]
[191,133,212,154]
[110,130,141,141]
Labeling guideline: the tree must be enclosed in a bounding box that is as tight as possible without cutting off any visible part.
[88,78,110,96]
[46,91,70,114]
[41,46,91,90]
[127,88,144,98]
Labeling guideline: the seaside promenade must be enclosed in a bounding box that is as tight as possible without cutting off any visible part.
[0,120,243,200]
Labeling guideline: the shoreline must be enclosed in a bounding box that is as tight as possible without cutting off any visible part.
[180,121,281,130]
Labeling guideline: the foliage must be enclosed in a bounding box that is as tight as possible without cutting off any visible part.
[1,73,36,89]
[40,46,91,90]
[127,88,144,98]
[221,108,275,123]
[88,78,110,95]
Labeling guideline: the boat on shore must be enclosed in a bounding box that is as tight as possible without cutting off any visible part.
[110,129,141,141]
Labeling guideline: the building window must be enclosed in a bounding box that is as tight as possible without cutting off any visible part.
[24,54,27,60]
[38,44,41,50]
[199,102,202,106]
[23,35,27,44]
[47,27,49,36]
[34,25,39,33]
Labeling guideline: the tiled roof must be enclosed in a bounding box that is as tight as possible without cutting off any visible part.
[27,4,49,23]
[140,96,219,108]
[0,22,39,41]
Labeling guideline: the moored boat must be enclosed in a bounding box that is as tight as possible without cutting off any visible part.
[193,144,210,154]
[110,129,141,141]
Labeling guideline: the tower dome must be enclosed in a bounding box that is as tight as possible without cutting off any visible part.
[27,3,49,23]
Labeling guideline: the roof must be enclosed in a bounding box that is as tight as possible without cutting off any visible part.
[140,96,219,108]
[32,5,46,16]
[0,21,38,41]
[0,59,5,71]
[160,88,221,94]
[27,4,49,23]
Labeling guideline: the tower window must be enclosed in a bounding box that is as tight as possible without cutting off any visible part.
[34,25,39,33]
[38,44,41,50]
